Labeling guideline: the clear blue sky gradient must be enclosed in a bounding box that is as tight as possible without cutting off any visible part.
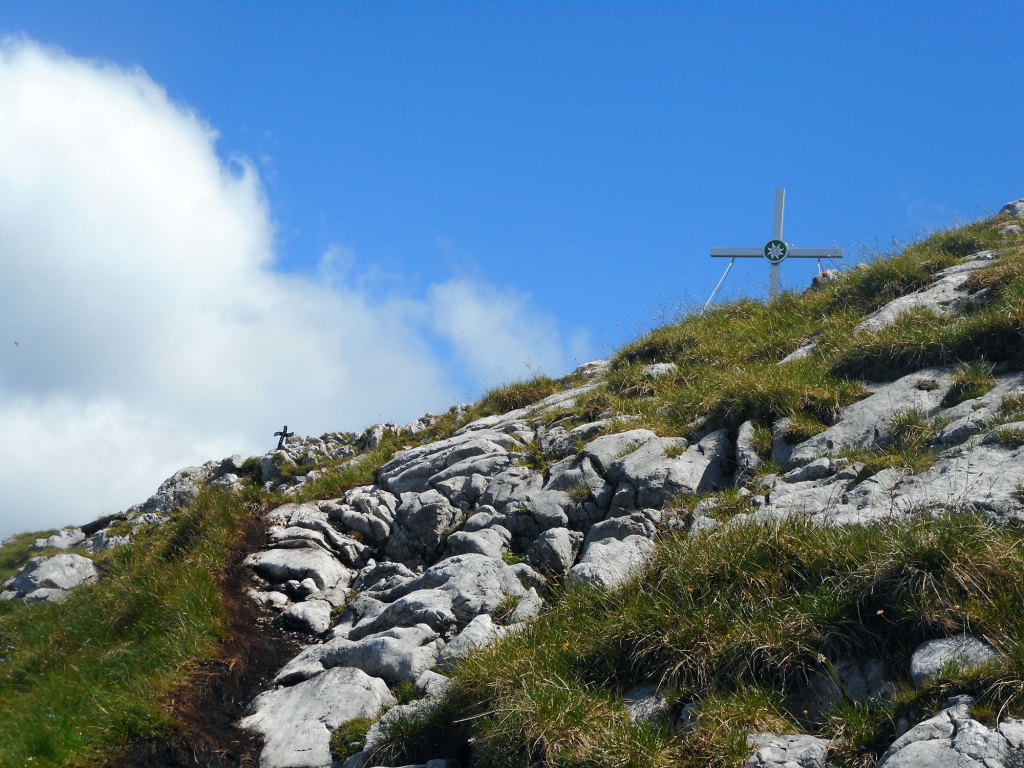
[5,1,1024,370]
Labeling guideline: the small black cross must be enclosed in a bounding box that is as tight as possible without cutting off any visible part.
[274,425,295,450]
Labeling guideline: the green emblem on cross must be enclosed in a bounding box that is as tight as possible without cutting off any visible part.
[763,240,788,263]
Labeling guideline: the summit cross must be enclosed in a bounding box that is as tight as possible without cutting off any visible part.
[274,425,294,450]
[709,188,843,301]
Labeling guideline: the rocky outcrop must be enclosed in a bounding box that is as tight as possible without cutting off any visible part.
[1,553,98,603]
[875,695,1024,768]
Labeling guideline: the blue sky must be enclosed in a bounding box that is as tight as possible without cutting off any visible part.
[1,2,1022,535]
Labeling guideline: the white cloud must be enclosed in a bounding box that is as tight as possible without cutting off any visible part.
[0,38,591,538]
[428,279,571,384]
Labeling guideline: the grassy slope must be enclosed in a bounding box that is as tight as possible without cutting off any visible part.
[365,212,1024,767]
[0,210,1021,766]
[0,492,254,766]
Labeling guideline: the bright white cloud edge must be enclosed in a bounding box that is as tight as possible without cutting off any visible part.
[0,38,591,538]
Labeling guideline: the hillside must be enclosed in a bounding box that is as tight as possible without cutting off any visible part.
[3,198,1024,768]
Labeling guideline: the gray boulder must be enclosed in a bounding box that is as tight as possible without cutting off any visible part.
[131,465,211,514]
[353,561,416,593]
[745,733,829,768]
[385,490,464,566]
[387,554,527,623]
[583,513,657,547]
[434,614,507,672]
[544,454,613,513]
[239,666,395,768]
[566,535,654,589]
[508,587,544,623]
[320,488,396,546]
[1000,198,1024,218]
[2,553,98,602]
[785,369,953,470]
[643,362,678,379]
[910,635,998,686]
[348,588,458,641]
[82,529,131,553]
[246,547,355,591]
[501,490,573,546]
[32,528,85,551]
[279,599,333,635]
[277,624,443,686]
[875,695,1024,768]
[444,525,511,560]
[582,430,659,475]
[735,421,762,483]
[623,684,670,723]
[378,433,517,496]
[605,430,731,509]
[855,260,992,334]
[528,528,583,575]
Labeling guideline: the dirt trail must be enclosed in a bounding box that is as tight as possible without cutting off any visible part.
[101,508,302,768]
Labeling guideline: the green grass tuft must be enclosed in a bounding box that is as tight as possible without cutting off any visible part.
[0,489,253,766]
[374,514,1024,767]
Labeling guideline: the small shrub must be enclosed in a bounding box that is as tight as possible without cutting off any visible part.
[942,362,996,407]
[393,680,419,705]
[237,456,263,485]
[664,441,686,458]
[475,376,560,417]
[751,423,774,460]
[889,408,932,450]
[330,716,374,761]
[567,483,592,504]
[502,551,524,566]
[994,427,1024,447]
[492,593,521,625]
[1001,394,1024,421]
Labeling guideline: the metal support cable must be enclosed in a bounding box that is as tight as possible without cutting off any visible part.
[701,257,735,314]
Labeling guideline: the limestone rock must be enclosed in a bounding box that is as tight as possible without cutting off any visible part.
[528,528,583,575]
[279,599,333,635]
[623,684,670,723]
[1000,198,1024,218]
[786,368,954,469]
[643,362,678,379]
[385,554,527,623]
[605,430,731,509]
[277,624,443,686]
[435,614,506,672]
[131,465,210,514]
[385,490,464,566]
[745,733,829,768]
[735,421,762,483]
[508,587,544,623]
[855,260,993,334]
[348,588,458,641]
[2,553,98,602]
[875,695,1024,768]
[240,666,395,768]
[567,535,654,589]
[444,525,511,560]
[32,528,85,551]
[583,513,657,547]
[582,429,659,475]
[246,547,355,591]
[82,529,131,553]
[910,635,998,686]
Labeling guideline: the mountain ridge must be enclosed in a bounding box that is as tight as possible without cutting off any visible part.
[4,198,1024,768]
